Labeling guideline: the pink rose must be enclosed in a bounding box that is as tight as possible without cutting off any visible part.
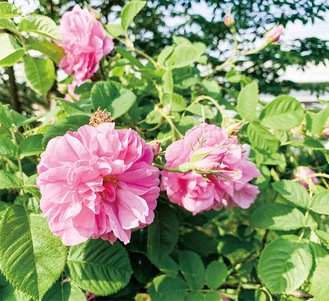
[161,124,260,214]
[265,26,282,43]
[57,5,114,85]
[293,166,318,189]
[37,123,160,246]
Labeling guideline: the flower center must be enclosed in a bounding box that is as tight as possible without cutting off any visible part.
[102,175,119,185]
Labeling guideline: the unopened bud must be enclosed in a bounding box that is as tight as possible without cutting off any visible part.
[224,14,235,28]
[265,26,282,44]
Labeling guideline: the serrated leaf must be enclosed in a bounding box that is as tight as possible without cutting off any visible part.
[205,261,228,289]
[121,1,146,31]
[19,134,43,157]
[310,256,329,301]
[67,239,132,296]
[105,23,125,38]
[91,81,136,119]
[0,102,14,128]
[306,105,329,135]
[260,95,304,130]
[0,18,20,36]
[179,250,205,290]
[237,81,258,121]
[0,136,16,157]
[0,170,22,189]
[27,39,66,64]
[43,281,86,301]
[24,56,55,95]
[272,180,310,209]
[0,206,68,300]
[147,203,179,265]
[148,275,187,301]
[248,122,279,154]
[186,103,214,119]
[258,236,312,294]
[250,203,316,230]
[42,115,90,147]
[157,46,174,66]
[310,191,329,215]
[0,3,21,18]
[18,15,61,40]
[156,256,179,278]
[115,46,144,68]
[171,93,186,112]
[0,33,24,67]
[170,44,200,69]
[162,70,173,94]
[58,99,92,117]
[177,116,200,133]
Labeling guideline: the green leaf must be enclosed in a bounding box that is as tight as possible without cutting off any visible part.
[105,23,125,38]
[67,239,132,296]
[0,3,21,18]
[43,281,86,301]
[310,191,329,215]
[0,19,20,36]
[185,291,222,301]
[156,256,179,278]
[115,46,144,68]
[148,275,187,301]
[0,102,13,128]
[0,136,16,157]
[260,95,304,130]
[43,115,91,148]
[177,116,200,133]
[147,203,179,265]
[0,170,22,189]
[237,81,258,121]
[19,134,43,157]
[0,33,24,67]
[272,180,310,209]
[248,122,279,154]
[179,251,205,290]
[186,103,214,119]
[91,81,137,119]
[258,236,312,294]
[250,203,316,230]
[170,44,200,69]
[27,39,66,64]
[205,261,228,289]
[0,206,68,300]
[23,56,55,95]
[18,15,61,40]
[310,256,329,301]
[58,99,92,117]
[157,46,174,66]
[306,105,329,135]
[0,274,31,301]
[162,70,173,95]
[0,202,10,219]
[171,93,186,112]
[121,1,146,31]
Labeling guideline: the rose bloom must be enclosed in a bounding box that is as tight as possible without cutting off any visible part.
[161,124,260,214]
[36,123,160,246]
[293,166,319,189]
[57,5,114,85]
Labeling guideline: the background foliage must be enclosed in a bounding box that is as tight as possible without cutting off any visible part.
[0,1,329,301]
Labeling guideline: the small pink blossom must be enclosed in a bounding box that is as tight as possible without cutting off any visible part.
[57,5,114,85]
[224,14,235,28]
[161,124,260,214]
[37,123,160,246]
[265,26,282,43]
[293,166,318,189]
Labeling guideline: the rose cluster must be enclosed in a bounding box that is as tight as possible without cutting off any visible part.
[37,123,260,245]
[161,124,260,214]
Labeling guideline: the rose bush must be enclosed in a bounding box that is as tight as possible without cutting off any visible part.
[0,2,329,301]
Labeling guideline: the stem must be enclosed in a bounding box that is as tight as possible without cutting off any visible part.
[6,67,22,113]
[193,95,227,120]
